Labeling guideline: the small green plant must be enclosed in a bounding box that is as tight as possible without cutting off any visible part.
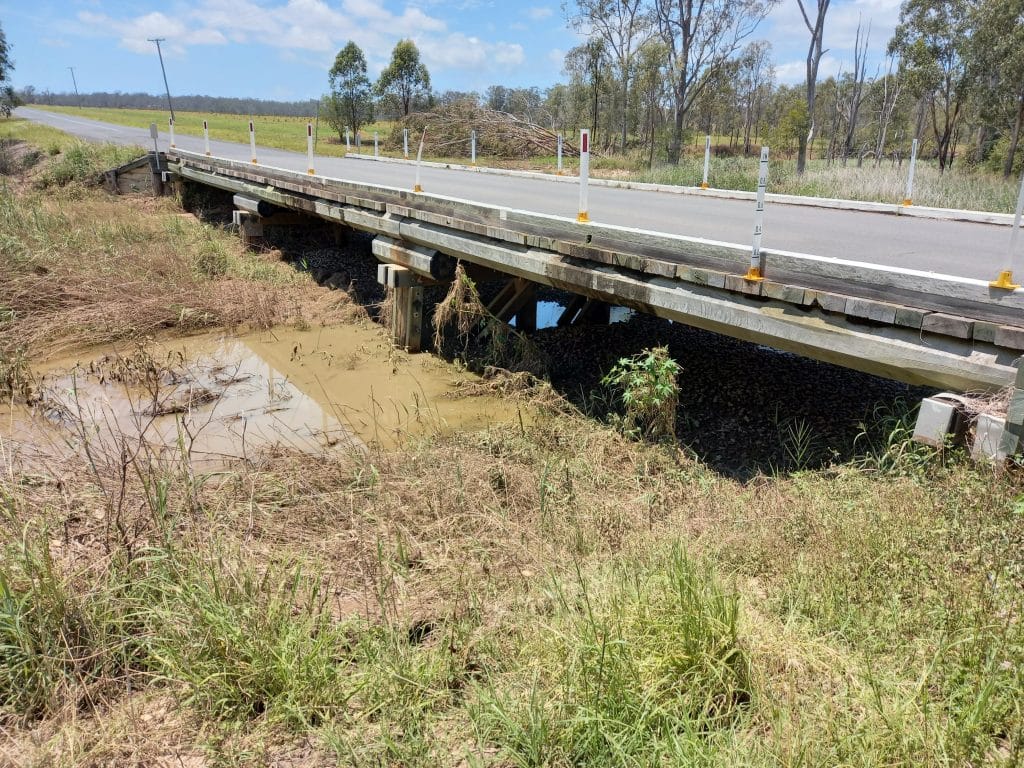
[602,346,681,441]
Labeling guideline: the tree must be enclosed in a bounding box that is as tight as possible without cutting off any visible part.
[737,41,774,154]
[565,39,611,145]
[0,21,19,118]
[795,0,829,174]
[888,0,971,171]
[971,0,1024,177]
[376,39,431,117]
[565,0,653,153]
[327,41,373,136]
[655,0,777,165]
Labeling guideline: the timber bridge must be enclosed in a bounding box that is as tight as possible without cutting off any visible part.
[26,105,1017,459]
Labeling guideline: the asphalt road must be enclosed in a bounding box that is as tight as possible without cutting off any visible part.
[17,106,1017,282]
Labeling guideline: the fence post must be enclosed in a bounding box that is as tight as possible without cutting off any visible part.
[306,122,315,175]
[414,130,426,193]
[578,129,590,223]
[991,169,1024,290]
[701,135,711,189]
[746,146,769,281]
[249,120,257,164]
[903,138,918,206]
[374,132,379,158]
[403,128,409,160]
[168,117,175,149]
[203,119,211,156]
[557,132,563,175]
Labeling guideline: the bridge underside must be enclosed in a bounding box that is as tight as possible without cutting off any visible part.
[161,152,1023,393]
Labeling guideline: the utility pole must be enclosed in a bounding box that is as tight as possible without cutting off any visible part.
[147,38,175,121]
[67,67,82,108]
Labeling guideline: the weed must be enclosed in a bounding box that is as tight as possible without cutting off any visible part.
[602,346,681,441]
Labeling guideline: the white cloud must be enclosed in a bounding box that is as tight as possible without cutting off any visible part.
[527,6,554,20]
[74,0,527,77]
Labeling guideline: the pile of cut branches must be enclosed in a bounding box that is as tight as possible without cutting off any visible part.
[390,100,584,160]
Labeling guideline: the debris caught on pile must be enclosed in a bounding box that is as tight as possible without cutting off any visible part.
[389,100,585,160]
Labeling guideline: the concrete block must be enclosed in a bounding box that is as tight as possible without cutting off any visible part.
[913,395,964,447]
[972,414,1009,461]
[845,298,898,324]
[922,312,974,339]
[994,325,1024,351]
[894,306,927,329]
[1016,360,1024,389]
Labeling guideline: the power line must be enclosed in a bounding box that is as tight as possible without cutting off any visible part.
[147,38,175,121]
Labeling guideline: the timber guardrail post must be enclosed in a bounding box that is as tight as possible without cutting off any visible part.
[578,128,590,223]
[903,138,918,206]
[991,169,1024,290]
[701,135,711,189]
[745,146,769,282]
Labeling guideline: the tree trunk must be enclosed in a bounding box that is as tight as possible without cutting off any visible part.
[1004,90,1024,178]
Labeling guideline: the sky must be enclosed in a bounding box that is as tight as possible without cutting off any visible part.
[0,0,905,102]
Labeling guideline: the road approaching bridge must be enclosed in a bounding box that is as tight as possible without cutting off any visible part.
[19,106,1024,394]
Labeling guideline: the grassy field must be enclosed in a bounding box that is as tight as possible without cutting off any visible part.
[1,119,1023,766]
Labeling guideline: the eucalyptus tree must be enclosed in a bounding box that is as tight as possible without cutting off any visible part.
[376,39,431,117]
[654,0,777,164]
[971,0,1024,176]
[795,0,829,173]
[327,41,373,136]
[565,0,654,152]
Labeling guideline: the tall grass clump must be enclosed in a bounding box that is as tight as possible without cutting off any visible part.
[39,141,142,188]
[475,547,750,765]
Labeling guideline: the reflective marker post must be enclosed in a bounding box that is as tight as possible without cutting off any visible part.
[374,132,379,158]
[168,117,175,149]
[203,119,211,156]
[345,128,351,152]
[403,128,409,160]
[414,130,426,193]
[746,146,769,281]
[701,135,711,189]
[578,129,590,223]
[991,169,1024,290]
[306,122,315,175]
[471,130,477,165]
[903,138,918,206]
[249,120,257,164]
[557,132,563,174]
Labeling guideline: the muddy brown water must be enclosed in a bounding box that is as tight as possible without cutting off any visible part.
[0,322,523,469]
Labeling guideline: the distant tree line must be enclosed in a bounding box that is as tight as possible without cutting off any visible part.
[18,87,318,117]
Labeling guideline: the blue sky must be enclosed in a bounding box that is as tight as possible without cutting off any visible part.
[0,0,904,102]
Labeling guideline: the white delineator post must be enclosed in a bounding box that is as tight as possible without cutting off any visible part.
[203,119,211,156]
[345,128,351,152]
[903,138,918,206]
[471,130,477,165]
[701,135,711,189]
[557,133,563,175]
[374,132,379,158]
[168,117,175,149]
[578,129,590,223]
[991,169,1024,290]
[306,122,315,175]
[403,128,409,160]
[746,146,769,281]
[249,120,257,164]
[414,130,426,193]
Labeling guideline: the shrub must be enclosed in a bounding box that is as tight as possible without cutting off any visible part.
[602,346,681,441]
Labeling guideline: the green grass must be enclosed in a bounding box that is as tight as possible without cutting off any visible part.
[30,105,394,158]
